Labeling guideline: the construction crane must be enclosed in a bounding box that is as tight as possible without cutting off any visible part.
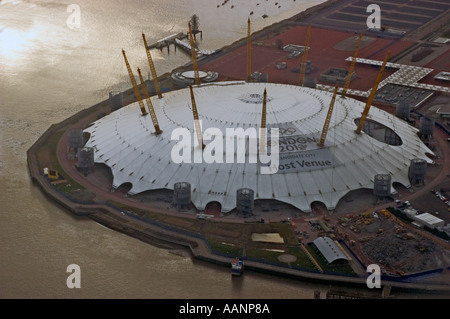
[299,24,311,87]
[318,85,339,147]
[122,49,148,116]
[189,85,205,149]
[247,17,252,82]
[260,88,267,153]
[137,67,162,135]
[188,21,200,85]
[142,32,163,99]
[342,34,362,97]
[355,50,390,135]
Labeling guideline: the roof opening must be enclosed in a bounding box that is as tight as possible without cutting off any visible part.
[354,118,402,146]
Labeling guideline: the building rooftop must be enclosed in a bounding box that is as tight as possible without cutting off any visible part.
[414,213,445,227]
[313,237,348,264]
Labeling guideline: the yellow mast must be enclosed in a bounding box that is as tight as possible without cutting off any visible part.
[355,51,390,135]
[247,17,252,82]
[318,85,339,147]
[260,88,267,153]
[299,24,311,87]
[137,67,162,135]
[188,22,200,85]
[142,32,163,99]
[122,49,148,116]
[342,34,362,97]
[189,85,204,149]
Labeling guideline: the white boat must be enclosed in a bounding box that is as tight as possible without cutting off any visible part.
[231,257,243,276]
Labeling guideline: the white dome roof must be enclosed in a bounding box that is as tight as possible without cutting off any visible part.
[84,82,433,212]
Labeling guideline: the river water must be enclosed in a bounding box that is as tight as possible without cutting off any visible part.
[0,0,420,299]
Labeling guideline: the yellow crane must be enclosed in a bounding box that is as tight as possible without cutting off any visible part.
[318,85,339,147]
[355,50,390,135]
[342,34,362,97]
[142,32,163,99]
[260,88,267,153]
[137,67,162,135]
[188,21,201,85]
[122,49,148,116]
[299,24,311,87]
[247,17,252,82]
[189,85,205,149]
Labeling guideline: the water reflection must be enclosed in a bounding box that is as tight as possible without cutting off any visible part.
[0,26,39,63]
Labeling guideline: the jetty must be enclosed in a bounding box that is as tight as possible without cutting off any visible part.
[147,31,216,58]
[174,38,217,57]
[147,32,188,50]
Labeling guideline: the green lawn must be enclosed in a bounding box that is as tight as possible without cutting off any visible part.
[245,245,316,270]
[207,239,243,257]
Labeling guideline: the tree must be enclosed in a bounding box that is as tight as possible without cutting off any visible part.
[276,39,284,50]
[190,14,200,34]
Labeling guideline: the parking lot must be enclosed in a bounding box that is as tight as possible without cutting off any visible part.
[303,0,450,35]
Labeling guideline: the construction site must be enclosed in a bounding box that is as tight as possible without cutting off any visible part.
[28,0,450,297]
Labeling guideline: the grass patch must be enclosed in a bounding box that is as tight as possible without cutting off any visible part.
[202,221,245,239]
[53,178,84,193]
[164,216,195,229]
[245,248,285,264]
[285,246,316,269]
[245,245,316,270]
[107,200,204,233]
[207,239,243,257]
[108,200,152,218]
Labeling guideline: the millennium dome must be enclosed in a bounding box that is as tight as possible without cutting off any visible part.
[83,81,433,212]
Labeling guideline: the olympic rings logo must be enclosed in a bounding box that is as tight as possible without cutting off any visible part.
[278,127,297,136]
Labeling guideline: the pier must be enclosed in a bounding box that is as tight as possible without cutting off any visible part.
[147,32,188,50]
[147,31,214,57]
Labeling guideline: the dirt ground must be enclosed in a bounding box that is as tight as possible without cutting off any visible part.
[340,211,450,275]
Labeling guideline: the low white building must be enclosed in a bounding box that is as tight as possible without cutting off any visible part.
[413,213,445,229]
[313,237,348,264]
